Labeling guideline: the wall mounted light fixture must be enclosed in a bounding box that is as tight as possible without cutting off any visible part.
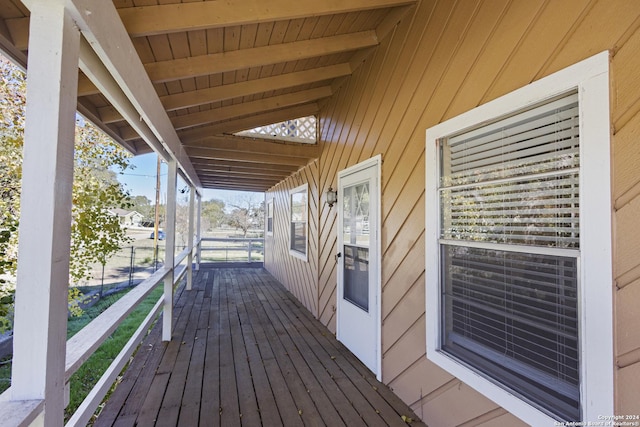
[326,186,337,208]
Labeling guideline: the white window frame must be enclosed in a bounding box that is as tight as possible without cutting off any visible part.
[266,197,274,236]
[289,183,308,261]
[425,51,613,424]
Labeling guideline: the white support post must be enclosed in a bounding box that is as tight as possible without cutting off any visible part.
[196,194,202,270]
[186,186,195,290]
[11,1,80,426]
[163,160,177,342]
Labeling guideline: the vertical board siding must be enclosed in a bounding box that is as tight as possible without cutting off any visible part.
[265,163,319,318]
[263,0,640,423]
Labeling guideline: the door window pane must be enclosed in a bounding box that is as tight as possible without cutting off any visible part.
[342,182,370,246]
[343,245,369,311]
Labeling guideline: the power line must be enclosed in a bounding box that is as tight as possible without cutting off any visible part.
[118,172,167,178]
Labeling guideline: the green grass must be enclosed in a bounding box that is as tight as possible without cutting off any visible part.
[0,357,10,393]
[0,284,164,421]
[65,285,164,422]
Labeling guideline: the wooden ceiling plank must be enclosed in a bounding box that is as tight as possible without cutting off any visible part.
[97,105,122,124]
[4,16,28,50]
[118,0,416,37]
[199,176,280,185]
[177,103,319,138]
[283,18,305,43]
[171,86,331,130]
[199,183,269,192]
[188,28,207,56]
[311,14,337,39]
[66,0,201,188]
[145,30,378,83]
[187,147,312,166]
[191,159,299,173]
[0,20,27,67]
[161,63,350,111]
[195,167,289,179]
[254,21,274,48]
[200,181,278,191]
[199,174,289,186]
[184,135,320,158]
[95,65,336,124]
[376,4,416,40]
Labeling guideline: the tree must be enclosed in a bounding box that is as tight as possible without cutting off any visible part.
[225,195,264,237]
[201,199,225,231]
[69,118,133,289]
[0,56,133,327]
[130,195,154,221]
[0,56,25,330]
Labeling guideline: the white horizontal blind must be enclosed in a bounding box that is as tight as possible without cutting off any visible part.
[438,91,581,421]
[441,92,580,249]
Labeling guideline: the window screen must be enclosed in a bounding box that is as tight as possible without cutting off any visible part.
[438,91,581,421]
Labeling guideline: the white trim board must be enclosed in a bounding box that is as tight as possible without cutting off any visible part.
[425,51,613,424]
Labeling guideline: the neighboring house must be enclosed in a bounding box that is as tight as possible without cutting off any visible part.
[107,209,143,228]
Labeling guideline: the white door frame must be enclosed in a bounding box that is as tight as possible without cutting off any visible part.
[336,155,382,381]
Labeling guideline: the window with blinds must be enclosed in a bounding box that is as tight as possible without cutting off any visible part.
[289,184,308,260]
[438,91,581,421]
[266,199,273,235]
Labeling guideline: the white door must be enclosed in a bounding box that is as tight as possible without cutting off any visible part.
[337,156,381,379]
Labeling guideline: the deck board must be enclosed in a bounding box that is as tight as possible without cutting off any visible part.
[95,266,425,427]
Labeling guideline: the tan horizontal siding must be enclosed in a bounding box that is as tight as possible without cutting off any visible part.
[263,0,640,423]
[610,5,640,418]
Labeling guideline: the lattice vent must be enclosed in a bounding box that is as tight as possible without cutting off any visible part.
[235,116,317,144]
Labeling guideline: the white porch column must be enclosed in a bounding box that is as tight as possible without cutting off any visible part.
[11,1,80,426]
[196,194,202,270]
[186,187,195,290]
[163,159,177,341]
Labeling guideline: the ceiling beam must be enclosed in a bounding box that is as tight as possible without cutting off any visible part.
[184,135,320,159]
[187,147,313,166]
[199,182,270,192]
[196,165,290,181]
[64,0,201,188]
[176,103,319,143]
[200,175,278,185]
[161,63,351,112]
[99,74,335,125]
[191,160,300,173]
[171,87,331,131]
[119,0,417,37]
[145,31,378,84]
[60,99,318,144]
[5,0,416,48]
[78,73,100,96]
[200,176,281,187]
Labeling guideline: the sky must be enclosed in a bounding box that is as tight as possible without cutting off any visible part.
[117,152,264,209]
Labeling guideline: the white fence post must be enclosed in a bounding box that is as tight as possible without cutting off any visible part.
[11,1,80,425]
[163,159,177,342]
[196,194,202,270]
[186,186,195,290]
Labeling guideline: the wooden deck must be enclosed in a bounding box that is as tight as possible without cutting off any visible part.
[94,265,426,427]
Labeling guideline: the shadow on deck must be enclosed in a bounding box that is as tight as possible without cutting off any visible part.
[94,265,425,427]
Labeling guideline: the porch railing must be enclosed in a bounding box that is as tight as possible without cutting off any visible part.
[0,240,200,427]
[200,237,264,263]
